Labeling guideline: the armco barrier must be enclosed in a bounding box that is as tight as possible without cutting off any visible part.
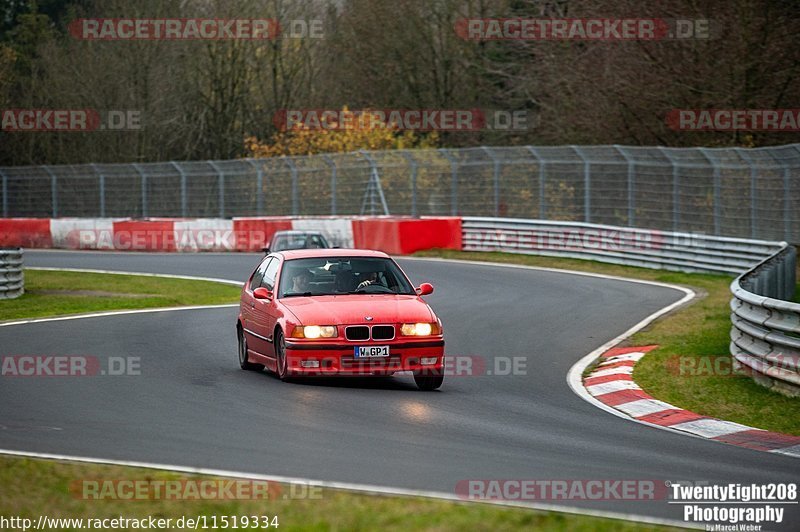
[462,217,783,275]
[0,248,24,299]
[730,245,800,397]
[461,216,800,396]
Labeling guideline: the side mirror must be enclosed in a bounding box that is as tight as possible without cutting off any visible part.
[253,287,272,300]
[262,247,270,255]
[416,283,434,296]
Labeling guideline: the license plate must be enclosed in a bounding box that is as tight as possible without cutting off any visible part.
[355,345,390,358]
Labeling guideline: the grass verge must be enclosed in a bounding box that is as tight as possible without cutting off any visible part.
[0,269,241,322]
[415,249,800,435]
[0,456,676,532]
[0,269,673,530]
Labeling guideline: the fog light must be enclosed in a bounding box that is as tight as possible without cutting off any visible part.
[300,360,320,368]
[420,357,438,365]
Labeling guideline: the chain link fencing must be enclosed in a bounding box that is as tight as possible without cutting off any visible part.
[2,144,798,242]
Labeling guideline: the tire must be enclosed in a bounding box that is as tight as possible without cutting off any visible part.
[238,326,264,371]
[275,329,290,381]
[414,371,444,391]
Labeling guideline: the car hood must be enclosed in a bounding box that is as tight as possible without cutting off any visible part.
[281,294,434,325]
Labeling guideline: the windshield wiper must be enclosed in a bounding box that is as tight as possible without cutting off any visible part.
[282,292,318,297]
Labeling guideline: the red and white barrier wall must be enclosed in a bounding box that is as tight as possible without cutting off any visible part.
[0,217,462,255]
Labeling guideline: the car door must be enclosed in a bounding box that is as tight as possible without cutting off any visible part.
[250,256,281,358]
[242,257,271,354]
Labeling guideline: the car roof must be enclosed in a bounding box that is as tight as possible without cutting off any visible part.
[272,230,324,237]
[276,248,390,260]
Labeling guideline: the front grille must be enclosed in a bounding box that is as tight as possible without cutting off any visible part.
[346,326,370,341]
[371,325,395,340]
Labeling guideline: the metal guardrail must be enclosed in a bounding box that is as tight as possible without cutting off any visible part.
[462,217,783,275]
[0,248,24,300]
[2,143,799,243]
[462,217,800,396]
[730,245,800,397]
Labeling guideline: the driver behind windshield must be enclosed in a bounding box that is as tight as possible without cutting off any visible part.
[357,271,378,289]
[289,269,312,293]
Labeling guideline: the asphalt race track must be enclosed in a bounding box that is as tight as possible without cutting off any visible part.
[2,250,799,527]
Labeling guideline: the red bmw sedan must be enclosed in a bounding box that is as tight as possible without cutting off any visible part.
[236,249,445,390]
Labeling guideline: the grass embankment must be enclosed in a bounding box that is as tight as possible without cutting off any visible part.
[0,457,674,531]
[0,269,241,322]
[415,250,800,435]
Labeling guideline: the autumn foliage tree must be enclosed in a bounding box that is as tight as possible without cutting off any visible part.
[244,108,439,157]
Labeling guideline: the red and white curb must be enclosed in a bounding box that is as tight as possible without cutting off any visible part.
[0,216,462,254]
[584,345,800,458]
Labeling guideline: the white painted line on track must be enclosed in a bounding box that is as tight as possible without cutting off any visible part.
[1,267,241,328]
[25,266,243,285]
[0,448,698,529]
[0,303,239,328]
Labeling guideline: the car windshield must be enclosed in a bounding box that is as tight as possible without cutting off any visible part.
[279,257,415,298]
[271,234,329,252]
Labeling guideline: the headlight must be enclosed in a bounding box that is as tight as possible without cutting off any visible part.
[292,325,337,339]
[400,322,440,336]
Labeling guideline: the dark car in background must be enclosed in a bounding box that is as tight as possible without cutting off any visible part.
[264,230,331,254]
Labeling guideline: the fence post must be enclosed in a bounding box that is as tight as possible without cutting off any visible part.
[42,166,58,217]
[439,148,458,216]
[132,163,148,218]
[358,150,389,216]
[399,151,418,217]
[283,158,298,216]
[698,148,720,235]
[735,148,758,239]
[245,159,264,216]
[526,146,545,219]
[572,146,590,223]
[0,168,8,217]
[784,166,792,242]
[90,163,106,218]
[480,146,501,217]
[614,145,635,227]
[788,146,800,242]
[170,161,187,217]
[208,161,225,218]
[321,154,337,215]
[657,148,680,232]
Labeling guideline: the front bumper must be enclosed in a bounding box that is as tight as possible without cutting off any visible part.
[284,339,445,376]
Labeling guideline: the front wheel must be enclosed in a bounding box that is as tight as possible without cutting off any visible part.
[414,371,444,391]
[275,329,290,381]
[238,327,264,371]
